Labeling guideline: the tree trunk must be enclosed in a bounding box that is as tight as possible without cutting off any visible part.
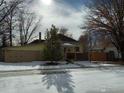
[120,49,124,61]
[9,12,13,47]
[120,43,124,61]
[10,29,12,46]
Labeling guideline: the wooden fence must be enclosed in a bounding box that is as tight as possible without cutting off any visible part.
[4,50,42,62]
[0,49,4,61]
[89,52,107,61]
[66,53,88,61]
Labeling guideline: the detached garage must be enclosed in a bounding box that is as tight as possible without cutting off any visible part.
[0,44,44,62]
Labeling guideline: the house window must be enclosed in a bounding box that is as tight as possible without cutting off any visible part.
[75,47,80,52]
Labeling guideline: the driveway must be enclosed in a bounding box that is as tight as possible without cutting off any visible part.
[0,67,124,93]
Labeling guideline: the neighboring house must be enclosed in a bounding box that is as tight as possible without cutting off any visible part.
[58,34,84,60]
[0,34,85,62]
[30,34,84,60]
[90,35,119,61]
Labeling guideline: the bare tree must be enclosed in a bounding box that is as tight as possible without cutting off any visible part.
[84,0,124,60]
[79,31,89,53]
[0,0,24,47]
[59,27,73,38]
[0,0,23,24]
[59,27,68,35]
[18,10,41,45]
[5,6,18,46]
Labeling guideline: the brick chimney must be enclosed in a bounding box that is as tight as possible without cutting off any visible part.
[39,32,42,41]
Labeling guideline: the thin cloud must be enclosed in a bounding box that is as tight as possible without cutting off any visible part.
[29,0,88,40]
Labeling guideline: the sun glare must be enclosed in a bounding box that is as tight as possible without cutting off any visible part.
[41,0,52,5]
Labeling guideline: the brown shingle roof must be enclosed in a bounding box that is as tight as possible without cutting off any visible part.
[29,39,45,44]
[29,34,78,44]
[58,34,78,43]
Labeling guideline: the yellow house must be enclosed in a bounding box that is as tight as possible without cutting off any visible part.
[0,34,85,62]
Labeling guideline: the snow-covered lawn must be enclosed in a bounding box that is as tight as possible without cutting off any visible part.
[0,68,124,93]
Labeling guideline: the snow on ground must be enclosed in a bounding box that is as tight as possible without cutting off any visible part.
[76,61,121,67]
[0,68,124,93]
[0,61,81,71]
[0,61,41,71]
[0,61,122,71]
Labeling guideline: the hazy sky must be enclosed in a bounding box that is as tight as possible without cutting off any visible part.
[29,0,89,40]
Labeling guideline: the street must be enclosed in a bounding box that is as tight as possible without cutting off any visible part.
[0,67,124,93]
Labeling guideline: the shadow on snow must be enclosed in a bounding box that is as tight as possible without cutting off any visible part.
[42,71,75,93]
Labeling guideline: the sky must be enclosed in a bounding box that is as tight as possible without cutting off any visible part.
[29,0,89,40]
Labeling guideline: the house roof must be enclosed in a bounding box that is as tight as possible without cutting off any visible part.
[29,39,45,44]
[29,34,78,44]
[57,34,78,43]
